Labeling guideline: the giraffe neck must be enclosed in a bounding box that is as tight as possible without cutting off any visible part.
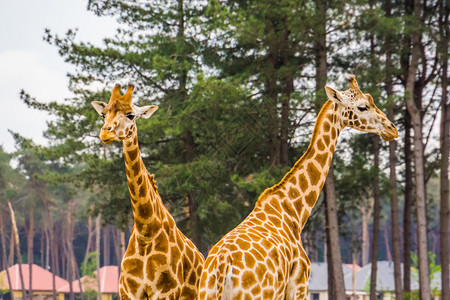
[256,100,343,230]
[123,134,165,238]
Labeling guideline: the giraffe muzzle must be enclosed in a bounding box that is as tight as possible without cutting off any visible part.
[381,122,398,141]
[99,130,116,145]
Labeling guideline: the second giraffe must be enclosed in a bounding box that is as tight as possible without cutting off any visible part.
[198,75,398,300]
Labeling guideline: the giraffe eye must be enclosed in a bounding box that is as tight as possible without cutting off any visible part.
[127,114,135,120]
[357,106,369,112]
[101,113,105,118]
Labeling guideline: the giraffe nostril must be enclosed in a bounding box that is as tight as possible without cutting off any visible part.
[103,125,113,132]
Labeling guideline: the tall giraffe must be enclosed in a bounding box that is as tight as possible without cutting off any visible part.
[198,75,398,300]
[91,83,204,299]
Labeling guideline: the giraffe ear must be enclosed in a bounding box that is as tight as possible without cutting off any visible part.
[324,86,346,106]
[138,105,158,119]
[91,101,107,116]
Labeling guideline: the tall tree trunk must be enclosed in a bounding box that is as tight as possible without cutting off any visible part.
[404,109,413,296]
[404,1,430,298]
[83,210,94,274]
[0,212,15,300]
[388,111,403,298]
[324,168,346,300]
[66,201,75,300]
[385,13,403,293]
[314,0,327,109]
[50,228,57,299]
[401,3,414,292]
[439,0,449,295]
[31,177,57,299]
[383,223,392,262]
[103,225,110,266]
[112,227,121,266]
[360,196,373,266]
[8,202,27,299]
[40,231,44,269]
[279,26,293,166]
[24,209,34,300]
[96,214,102,300]
[313,3,345,297]
[53,224,60,276]
[324,194,335,300]
[279,77,292,166]
[176,0,202,250]
[369,136,381,300]
[8,228,14,266]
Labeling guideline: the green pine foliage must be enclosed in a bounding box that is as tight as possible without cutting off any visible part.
[4,0,445,272]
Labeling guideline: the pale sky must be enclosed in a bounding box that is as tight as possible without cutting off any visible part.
[0,0,118,152]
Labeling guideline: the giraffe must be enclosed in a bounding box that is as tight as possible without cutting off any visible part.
[198,75,398,300]
[91,83,204,299]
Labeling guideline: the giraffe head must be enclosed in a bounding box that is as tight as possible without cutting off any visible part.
[324,75,398,141]
[91,83,158,144]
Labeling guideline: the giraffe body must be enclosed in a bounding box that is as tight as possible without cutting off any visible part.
[91,83,204,299]
[198,75,398,300]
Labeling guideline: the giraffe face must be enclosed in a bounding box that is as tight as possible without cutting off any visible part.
[91,84,158,144]
[324,76,398,141]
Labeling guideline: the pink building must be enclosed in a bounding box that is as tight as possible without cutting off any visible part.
[0,264,69,300]
[58,265,119,300]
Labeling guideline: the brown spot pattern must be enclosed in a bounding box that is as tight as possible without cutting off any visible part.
[306,163,321,186]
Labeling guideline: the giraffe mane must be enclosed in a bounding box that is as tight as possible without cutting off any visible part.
[256,100,334,205]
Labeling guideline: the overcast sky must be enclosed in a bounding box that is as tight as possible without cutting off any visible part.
[0,0,118,153]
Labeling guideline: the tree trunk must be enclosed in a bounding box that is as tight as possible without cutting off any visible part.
[279,77,292,166]
[388,111,404,299]
[325,195,335,300]
[188,194,201,249]
[404,109,413,296]
[8,202,27,299]
[314,0,327,109]
[352,251,357,300]
[8,227,14,267]
[40,232,44,269]
[360,196,373,266]
[103,225,110,266]
[439,0,449,295]
[66,201,75,300]
[96,214,102,300]
[369,136,380,300]
[83,211,94,274]
[404,1,431,298]
[44,203,57,300]
[176,0,202,250]
[0,212,15,300]
[324,167,346,300]
[279,25,293,166]
[385,17,403,294]
[383,224,392,262]
[24,209,34,300]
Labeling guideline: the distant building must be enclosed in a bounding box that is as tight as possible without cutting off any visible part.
[0,264,69,300]
[309,261,442,300]
[58,265,119,300]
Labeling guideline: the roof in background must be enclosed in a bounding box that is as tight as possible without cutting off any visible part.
[57,265,118,294]
[0,264,68,291]
[344,261,402,291]
[309,262,356,291]
[312,261,442,293]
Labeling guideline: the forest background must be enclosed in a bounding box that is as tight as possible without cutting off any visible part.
[0,0,448,299]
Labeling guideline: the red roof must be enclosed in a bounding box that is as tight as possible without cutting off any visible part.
[58,265,119,294]
[0,264,69,291]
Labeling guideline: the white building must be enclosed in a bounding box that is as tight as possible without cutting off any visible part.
[309,261,442,300]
